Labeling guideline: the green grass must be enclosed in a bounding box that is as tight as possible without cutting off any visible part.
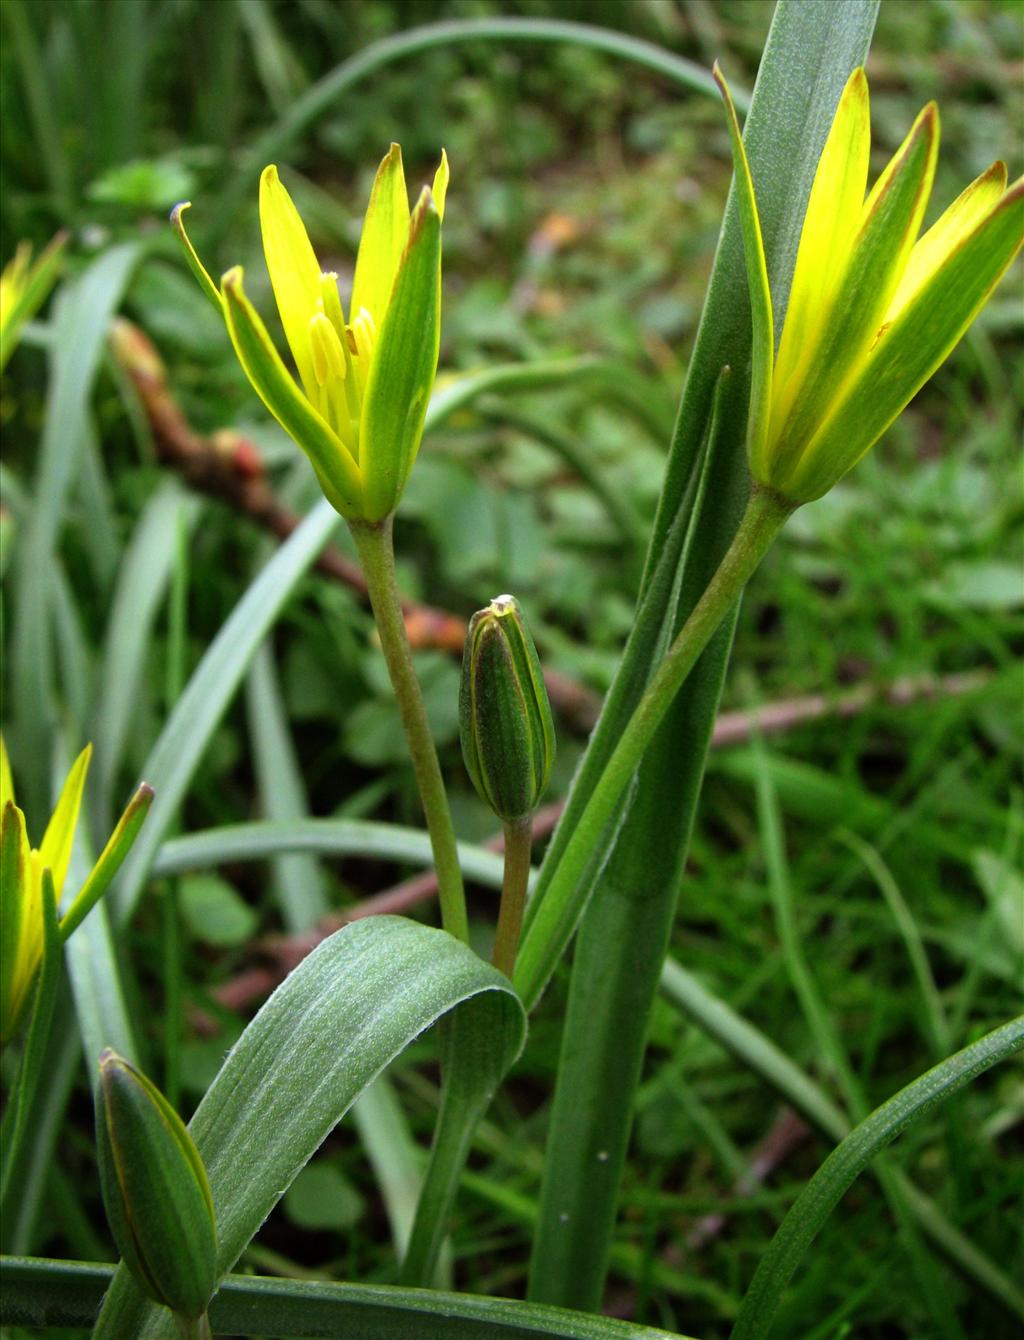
[1,0,1021,1336]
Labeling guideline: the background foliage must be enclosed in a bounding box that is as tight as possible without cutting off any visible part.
[1,1,1021,1337]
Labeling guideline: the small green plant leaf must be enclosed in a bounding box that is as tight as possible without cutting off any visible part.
[91,916,526,1337]
[178,874,258,948]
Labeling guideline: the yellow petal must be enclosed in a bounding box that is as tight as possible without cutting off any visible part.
[221,266,364,516]
[0,734,13,811]
[12,847,45,1027]
[39,744,91,901]
[259,164,323,399]
[0,800,31,1044]
[771,68,870,433]
[885,160,1008,323]
[432,149,450,222]
[787,177,1023,501]
[766,100,939,486]
[351,144,410,329]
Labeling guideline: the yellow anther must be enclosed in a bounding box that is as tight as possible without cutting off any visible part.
[348,305,377,364]
[308,311,346,387]
[319,272,346,334]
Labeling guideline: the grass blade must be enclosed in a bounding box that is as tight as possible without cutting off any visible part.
[109,499,340,926]
[92,482,198,823]
[752,730,966,1339]
[730,1016,1024,1340]
[245,639,329,932]
[151,818,510,891]
[218,19,748,233]
[659,956,1024,1319]
[11,245,140,824]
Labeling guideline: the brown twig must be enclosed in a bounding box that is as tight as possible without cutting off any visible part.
[685,1106,811,1249]
[196,663,991,1027]
[110,319,599,729]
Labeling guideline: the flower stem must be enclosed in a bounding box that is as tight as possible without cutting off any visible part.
[174,1313,211,1340]
[349,517,469,943]
[514,484,794,1009]
[492,816,534,977]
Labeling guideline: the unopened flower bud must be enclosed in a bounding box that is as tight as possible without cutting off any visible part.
[459,595,555,821]
[96,1050,217,1321]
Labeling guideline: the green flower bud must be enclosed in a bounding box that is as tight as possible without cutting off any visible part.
[460,595,555,822]
[96,1049,217,1322]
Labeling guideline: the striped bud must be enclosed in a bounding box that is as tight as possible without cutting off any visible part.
[96,1050,217,1321]
[459,595,555,822]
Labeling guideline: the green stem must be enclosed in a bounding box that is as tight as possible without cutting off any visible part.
[174,1312,212,1340]
[349,517,468,943]
[514,485,794,1009]
[492,816,533,977]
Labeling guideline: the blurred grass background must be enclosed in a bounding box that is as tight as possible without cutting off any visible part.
[1,1,1022,1336]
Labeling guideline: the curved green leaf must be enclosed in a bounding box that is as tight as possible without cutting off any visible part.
[659,956,1024,1319]
[151,818,511,891]
[219,17,748,231]
[527,0,881,1311]
[92,916,527,1337]
[3,1256,691,1338]
[730,1016,1024,1340]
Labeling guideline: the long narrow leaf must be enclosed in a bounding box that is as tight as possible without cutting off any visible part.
[245,639,329,932]
[2,1256,690,1339]
[92,916,527,1337]
[11,245,140,824]
[527,0,880,1309]
[109,499,340,925]
[730,1017,1024,1340]
[151,818,509,891]
[659,956,1024,1319]
[218,18,748,232]
[93,481,198,822]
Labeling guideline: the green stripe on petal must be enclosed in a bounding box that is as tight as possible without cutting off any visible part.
[60,783,154,942]
[713,64,774,479]
[170,204,222,314]
[502,605,555,801]
[221,267,363,517]
[39,744,91,901]
[886,160,1008,323]
[766,101,939,484]
[259,165,323,399]
[785,180,1023,501]
[351,144,411,330]
[359,188,441,521]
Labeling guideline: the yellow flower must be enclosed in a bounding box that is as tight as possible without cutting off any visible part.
[0,739,152,1045]
[173,145,449,522]
[716,65,1023,503]
[0,233,67,373]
